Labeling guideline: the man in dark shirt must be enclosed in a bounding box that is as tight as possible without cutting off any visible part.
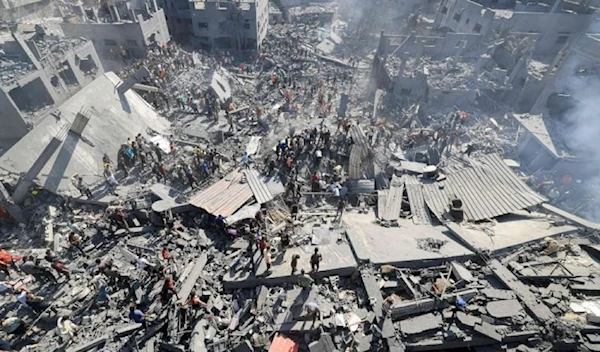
[310,248,322,272]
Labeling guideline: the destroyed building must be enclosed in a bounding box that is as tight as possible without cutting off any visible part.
[434,0,595,56]
[4,0,600,352]
[162,0,268,52]
[0,26,103,148]
[59,0,170,71]
[0,0,54,22]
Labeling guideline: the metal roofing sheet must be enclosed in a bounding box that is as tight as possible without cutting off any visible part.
[188,170,253,217]
[380,175,405,221]
[244,169,274,204]
[422,154,547,221]
[405,175,432,225]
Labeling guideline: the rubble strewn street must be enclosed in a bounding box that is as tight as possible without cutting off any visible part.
[3,0,600,351]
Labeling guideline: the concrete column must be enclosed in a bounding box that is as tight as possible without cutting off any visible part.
[111,6,121,21]
[12,135,65,204]
[151,0,159,12]
[130,8,137,22]
[91,7,100,22]
[550,0,562,13]
[0,183,26,223]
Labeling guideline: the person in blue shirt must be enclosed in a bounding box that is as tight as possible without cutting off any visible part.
[129,305,147,328]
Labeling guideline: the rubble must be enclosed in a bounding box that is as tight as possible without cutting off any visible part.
[2,0,600,351]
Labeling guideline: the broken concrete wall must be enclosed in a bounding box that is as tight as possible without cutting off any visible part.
[435,0,593,56]
[508,12,593,56]
[387,33,484,59]
[434,0,495,37]
[60,10,169,69]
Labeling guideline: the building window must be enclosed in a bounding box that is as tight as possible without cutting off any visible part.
[556,35,569,45]
[127,39,138,47]
[453,13,461,22]
[441,6,448,14]
[244,23,250,29]
[104,39,117,46]
[198,22,208,29]
[473,23,482,33]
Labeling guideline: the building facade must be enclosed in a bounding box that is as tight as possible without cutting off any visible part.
[160,0,268,52]
[434,0,594,56]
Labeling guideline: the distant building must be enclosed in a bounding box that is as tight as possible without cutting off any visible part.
[0,0,54,22]
[0,26,103,147]
[434,0,594,56]
[160,0,268,52]
[59,0,170,71]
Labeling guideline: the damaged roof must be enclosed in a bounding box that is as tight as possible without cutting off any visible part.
[189,169,254,217]
[0,72,169,194]
[423,154,547,221]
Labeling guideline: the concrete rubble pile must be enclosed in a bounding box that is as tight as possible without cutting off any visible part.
[3,0,600,351]
[0,58,36,86]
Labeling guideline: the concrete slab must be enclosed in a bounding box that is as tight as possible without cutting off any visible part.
[344,212,473,267]
[223,241,357,289]
[451,211,578,252]
[0,72,169,195]
[481,288,517,300]
[486,299,525,319]
[399,313,443,336]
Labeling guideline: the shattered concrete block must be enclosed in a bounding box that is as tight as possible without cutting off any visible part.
[456,311,481,327]
[451,261,474,286]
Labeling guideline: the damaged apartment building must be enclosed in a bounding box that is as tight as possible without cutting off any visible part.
[0,25,102,148]
[161,0,268,52]
[59,0,170,71]
[0,0,55,22]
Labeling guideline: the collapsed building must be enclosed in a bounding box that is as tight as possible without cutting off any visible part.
[0,25,103,148]
[2,0,600,351]
[59,0,170,71]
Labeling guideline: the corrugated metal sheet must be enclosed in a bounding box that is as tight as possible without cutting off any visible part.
[423,154,547,221]
[380,175,405,221]
[189,170,253,217]
[244,169,274,204]
[348,125,374,180]
[404,175,432,225]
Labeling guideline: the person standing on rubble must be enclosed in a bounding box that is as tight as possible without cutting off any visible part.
[68,232,86,257]
[45,250,70,280]
[264,246,272,273]
[160,274,178,305]
[290,254,300,275]
[71,174,93,199]
[310,248,322,272]
[297,269,314,289]
[335,197,347,222]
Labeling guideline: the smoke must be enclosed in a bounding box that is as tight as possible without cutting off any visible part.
[547,50,600,221]
[553,57,600,158]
